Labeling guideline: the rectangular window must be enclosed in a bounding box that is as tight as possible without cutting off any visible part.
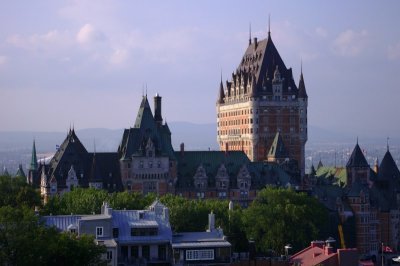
[142,245,150,259]
[106,251,113,261]
[113,228,119,238]
[131,246,139,258]
[96,227,103,237]
[186,249,214,261]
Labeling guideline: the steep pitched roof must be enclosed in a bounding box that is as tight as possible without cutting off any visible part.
[347,180,369,198]
[378,150,400,181]
[267,131,288,159]
[118,96,175,160]
[298,72,308,98]
[174,151,250,189]
[47,129,90,186]
[15,164,26,178]
[234,33,298,97]
[346,143,369,168]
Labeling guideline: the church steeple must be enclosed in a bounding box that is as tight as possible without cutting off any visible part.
[29,140,38,171]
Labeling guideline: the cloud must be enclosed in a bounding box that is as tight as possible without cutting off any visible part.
[109,48,129,65]
[76,24,106,44]
[315,27,328,38]
[0,56,6,65]
[387,41,400,60]
[7,30,72,51]
[332,29,368,57]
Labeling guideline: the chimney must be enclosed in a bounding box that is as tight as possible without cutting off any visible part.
[154,93,162,125]
[253,37,258,49]
[207,211,215,232]
[180,143,185,156]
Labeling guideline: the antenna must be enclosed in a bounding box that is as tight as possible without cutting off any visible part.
[387,137,390,151]
[249,22,252,45]
[268,14,271,36]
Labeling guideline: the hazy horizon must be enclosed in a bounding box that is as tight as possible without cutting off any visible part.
[1,1,400,139]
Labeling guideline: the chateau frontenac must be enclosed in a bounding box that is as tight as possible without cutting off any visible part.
[216,30,307,176]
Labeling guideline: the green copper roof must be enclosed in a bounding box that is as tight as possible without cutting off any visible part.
[15,164,26,178]
[29,140,38,171]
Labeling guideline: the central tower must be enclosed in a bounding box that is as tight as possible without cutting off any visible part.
[216,29,308,176]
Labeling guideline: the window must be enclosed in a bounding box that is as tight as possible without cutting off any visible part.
[106,251,113,261]
[186,249,214,261]
[96,227,103,237]
[131,246,139,258]
[70,228,76,234]
[113,228,119,238]
[142,245,150,259]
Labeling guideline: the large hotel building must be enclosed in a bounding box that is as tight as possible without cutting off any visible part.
[216,30,308,175]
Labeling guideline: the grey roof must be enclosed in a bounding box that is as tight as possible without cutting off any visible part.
[43,215,84,231]
[112,210,172,244]
[172,230,231,249]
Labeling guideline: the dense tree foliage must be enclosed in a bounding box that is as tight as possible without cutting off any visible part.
[243,187,329,254]
[0,176,106,265]
[0,206,105,266]
[41,188,156,215]
[0,175,41,208]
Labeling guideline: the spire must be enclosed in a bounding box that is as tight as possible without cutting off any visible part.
[346,141,369,168]
[218,74,225,104]
[387,137,390,151]
[249,22,252,45]
[29,140,38,171]
[298,62,307,98]
[268,14,271,37]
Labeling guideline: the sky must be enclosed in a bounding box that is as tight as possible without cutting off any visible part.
[1,0,400,140]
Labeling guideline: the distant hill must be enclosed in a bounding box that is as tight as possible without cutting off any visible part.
[0,123,398,153]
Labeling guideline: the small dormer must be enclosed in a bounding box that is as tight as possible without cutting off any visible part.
[272,65,282,101]
[193,165,208,189]
[237,164,251,190]
[215,164,229,190]
[146,138,155,158]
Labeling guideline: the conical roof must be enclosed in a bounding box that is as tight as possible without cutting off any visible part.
[218,80,225,103]
[346,143,369,168]
[298,72,308,98]
[134,95,157,131]
[267,131,288,159]
[378,150,400,180]
[15,164,26,178]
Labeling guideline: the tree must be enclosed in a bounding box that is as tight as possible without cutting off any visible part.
[0,175,41,209]
[243,187,328,254]
[0,206,105,265]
